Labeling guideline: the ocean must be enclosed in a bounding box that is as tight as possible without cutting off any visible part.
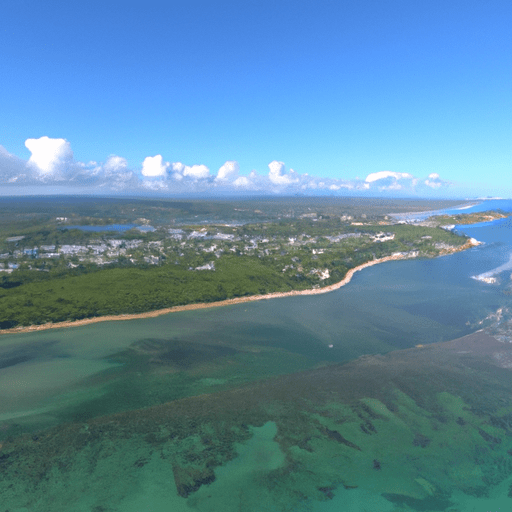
[2,200,512,511]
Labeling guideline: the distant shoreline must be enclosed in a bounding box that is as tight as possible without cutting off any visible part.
[0,239,479,337]
[388,201,481,221]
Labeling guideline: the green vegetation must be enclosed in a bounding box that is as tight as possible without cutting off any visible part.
[0,195,464,231]
[427,209,511,226]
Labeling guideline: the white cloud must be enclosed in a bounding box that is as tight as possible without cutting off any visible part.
[300,176,359,192]
[268,160,298,185]
[169,162,210,180]
[141,155,169,177]
[2,137,460,196]
[233,176,251,188]
[104,155,128,172]
[424,173,450,189]
[103,158,137,188]
[183,164,210,180]
[364,170,418,191]
[171,162,185,173]
[168,162,184,180]
[216,160,239,180]
[25,136,73,174]
[166,162,211,182]
[365,171,413,183]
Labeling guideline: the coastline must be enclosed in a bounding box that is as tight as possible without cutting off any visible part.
[0,239,480,336]
[388,201,481,222]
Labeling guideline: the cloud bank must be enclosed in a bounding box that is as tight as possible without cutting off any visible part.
[0,136,453,196]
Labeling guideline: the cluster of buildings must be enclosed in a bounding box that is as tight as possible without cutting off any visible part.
[0,224,416,278]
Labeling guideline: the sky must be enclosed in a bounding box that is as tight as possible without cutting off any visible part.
[1,0,510,198]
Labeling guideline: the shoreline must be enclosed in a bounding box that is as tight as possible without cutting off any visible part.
[388,201,481,221]
[0,240,480,336]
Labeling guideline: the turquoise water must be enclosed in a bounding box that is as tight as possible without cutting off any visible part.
[2,200,512,511]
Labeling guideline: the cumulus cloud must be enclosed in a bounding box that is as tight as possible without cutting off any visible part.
[169,162,210,180]
[183,164,210,180]
[233,176,252,188]
[216,160,240,181]
[101,156,138,189]
[362,170,452,193]
[141,155,169,177]
[268,161,299,185]
[104,155,128,173]
[67,155,137,190]
[365,171,413,183]
[168,162,184,180]
[147,161,211,189]
[25,136,73,175]
[2,136,457,196]
[299,175,362,192]
[365,170,417,191]
[1,139,139,193]
[424,173,450,189]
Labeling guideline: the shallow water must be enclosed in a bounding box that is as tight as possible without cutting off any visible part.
[2,200,512,511]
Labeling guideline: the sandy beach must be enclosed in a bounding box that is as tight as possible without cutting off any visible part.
[0,240,479,336]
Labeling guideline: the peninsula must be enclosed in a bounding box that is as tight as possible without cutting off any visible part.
[0,196,477,332]
[427,209,511,226]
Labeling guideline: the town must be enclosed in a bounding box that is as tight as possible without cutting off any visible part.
[0,215,450,279]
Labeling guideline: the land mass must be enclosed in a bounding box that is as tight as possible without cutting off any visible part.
[0,197,478,332]
[427,209,511,226]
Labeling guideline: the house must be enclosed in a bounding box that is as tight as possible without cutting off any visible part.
[195,261,215,271]
[371,232,395,243]
[213,233,235,241]
[59,245,88,255]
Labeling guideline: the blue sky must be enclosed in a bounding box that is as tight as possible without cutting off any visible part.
[1,0,510,197]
